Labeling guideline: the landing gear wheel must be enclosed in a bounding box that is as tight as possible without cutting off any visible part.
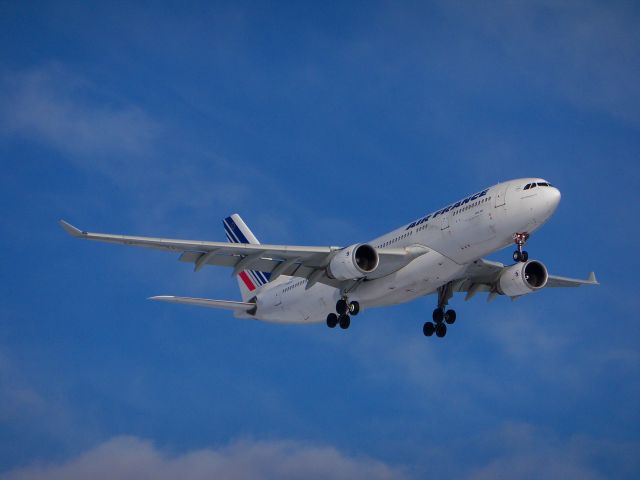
[336,299,348,315]
[338,314,351,329]
[423,322,435,337]
[429,282,455,338]
[349,301,360,316]
[326,313,338,328]
[521,251,529,262]
[513,251,521,262]
[444,310,456,325]
[435,323,447,338]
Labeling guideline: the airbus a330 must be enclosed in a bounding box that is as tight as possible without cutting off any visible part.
[60,178,598,338]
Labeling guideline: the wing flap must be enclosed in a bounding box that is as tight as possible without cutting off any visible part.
[179,251,284,272]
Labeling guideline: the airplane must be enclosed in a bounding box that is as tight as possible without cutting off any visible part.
[60,177,598,338]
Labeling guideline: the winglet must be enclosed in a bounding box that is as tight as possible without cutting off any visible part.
[148,296,173,302]
[588,272,599,284]
[59,219,86,238]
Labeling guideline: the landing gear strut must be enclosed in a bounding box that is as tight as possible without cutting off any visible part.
[423,282,457,338]
[327,297,360,330]
[512,232,530,262]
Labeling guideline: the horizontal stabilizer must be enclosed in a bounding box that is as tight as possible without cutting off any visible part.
[149,296,256,311]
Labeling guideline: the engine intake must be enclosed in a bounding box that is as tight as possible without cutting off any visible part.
[327,243,379,280]
[498,260,548,297]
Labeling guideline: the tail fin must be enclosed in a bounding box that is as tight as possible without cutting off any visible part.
[223,214,271,301]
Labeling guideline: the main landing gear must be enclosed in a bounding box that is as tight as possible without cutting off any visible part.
[512,232,530,262]
[326,298,360,330]
[423,282,457,339]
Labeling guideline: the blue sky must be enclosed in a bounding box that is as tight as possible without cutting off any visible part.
[1,1,639,478]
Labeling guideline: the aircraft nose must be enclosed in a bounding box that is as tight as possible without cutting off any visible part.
[543,186,561,217]
[549,186,561,209]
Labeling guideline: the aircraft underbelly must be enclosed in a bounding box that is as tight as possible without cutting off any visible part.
[255,282,338,324]
[355,249,465,308]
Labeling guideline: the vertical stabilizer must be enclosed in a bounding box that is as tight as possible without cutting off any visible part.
[223,214,271,301]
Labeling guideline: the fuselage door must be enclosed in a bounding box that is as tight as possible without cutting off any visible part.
[441,213,450,230]
[494,183,508,207]
[274,290,282,306]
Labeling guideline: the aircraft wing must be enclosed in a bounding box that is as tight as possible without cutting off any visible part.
[59,220,427,289]
[452,258,599,301]
[544,271,599,287]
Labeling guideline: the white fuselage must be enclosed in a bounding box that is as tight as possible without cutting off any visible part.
[242,178,561,324]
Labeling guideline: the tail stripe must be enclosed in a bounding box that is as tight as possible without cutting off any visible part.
[226,218,250,244]
[223,220,241,243]
[238,271,256,292]
[224,219,269,285]
[223,216,270,287]
[224,230,263,287]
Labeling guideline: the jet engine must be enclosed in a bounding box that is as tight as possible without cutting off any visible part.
[327,244,379,280]
[498,260,548,297]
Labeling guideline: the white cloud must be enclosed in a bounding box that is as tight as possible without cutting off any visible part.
[0,349,48,422]
[0,64,373,244]
[464,421,640,480]
[484,310,568,360]
[433,0,640,128]
[319,301,639,431]
[0,65,285,235]
[0,64,160,162]
[2,437,407,480]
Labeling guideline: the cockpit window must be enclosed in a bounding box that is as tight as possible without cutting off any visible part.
[530,183,537,189]
[538,182,549,187]
[524,183,531,190]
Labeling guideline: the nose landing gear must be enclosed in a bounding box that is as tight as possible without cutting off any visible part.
[513,232,530,262]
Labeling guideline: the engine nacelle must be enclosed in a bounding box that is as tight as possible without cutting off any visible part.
[498,260,548,297]
[327,243,379,280]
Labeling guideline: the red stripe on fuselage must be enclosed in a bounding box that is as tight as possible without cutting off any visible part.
[239,271,256,291]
